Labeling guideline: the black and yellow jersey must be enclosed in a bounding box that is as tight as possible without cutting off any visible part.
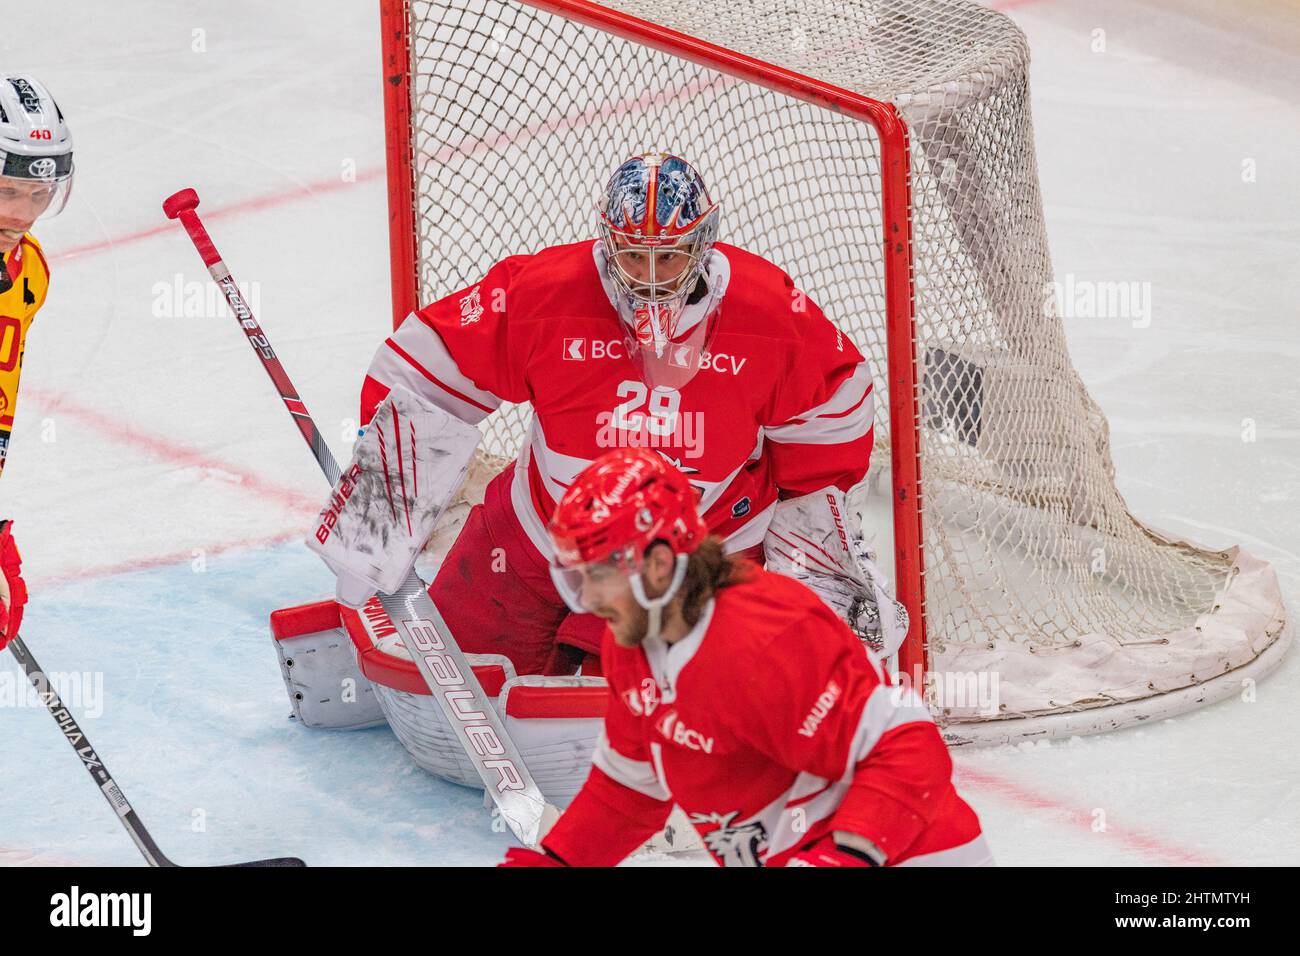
[0,233,50,478]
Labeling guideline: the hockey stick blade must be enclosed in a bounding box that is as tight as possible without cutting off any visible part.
[7,636,306,867]
[221,858,308,867]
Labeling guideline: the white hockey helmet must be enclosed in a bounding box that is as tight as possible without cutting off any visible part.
[0,73,75,222]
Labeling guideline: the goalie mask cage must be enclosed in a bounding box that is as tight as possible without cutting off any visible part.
[380,0,1291,745]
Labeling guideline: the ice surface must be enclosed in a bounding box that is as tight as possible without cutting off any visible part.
[0,0,1296,865]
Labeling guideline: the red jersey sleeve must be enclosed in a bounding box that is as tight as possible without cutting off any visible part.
[734,602,956,863]
[359,256,532,426]
[539,635,673,866]
[761,298,875,495]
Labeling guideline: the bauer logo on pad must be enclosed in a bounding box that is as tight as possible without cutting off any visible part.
[306,385,482,608]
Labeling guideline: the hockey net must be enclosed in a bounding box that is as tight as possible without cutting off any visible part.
[381,0,1290,743]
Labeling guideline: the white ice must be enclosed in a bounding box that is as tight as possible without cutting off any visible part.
[0,0,1296,866]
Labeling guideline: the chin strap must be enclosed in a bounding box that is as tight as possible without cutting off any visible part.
[631,553,690,641]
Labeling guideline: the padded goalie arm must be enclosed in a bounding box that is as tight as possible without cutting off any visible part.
[761,297,876,496]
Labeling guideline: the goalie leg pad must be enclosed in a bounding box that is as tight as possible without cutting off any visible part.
[346,590,606,801]
[368,670,607,804]
[269,602,387,730]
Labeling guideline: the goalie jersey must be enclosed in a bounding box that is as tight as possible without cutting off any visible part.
[360,240,876,557]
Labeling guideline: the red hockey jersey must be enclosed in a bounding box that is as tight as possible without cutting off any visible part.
[540,567,989,867]
[360,241,875,558]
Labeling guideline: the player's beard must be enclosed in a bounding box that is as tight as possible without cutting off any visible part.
[609,600,651,648]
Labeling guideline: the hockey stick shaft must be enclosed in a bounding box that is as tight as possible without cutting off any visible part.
[6,636,303,867]
[163,189,550,847]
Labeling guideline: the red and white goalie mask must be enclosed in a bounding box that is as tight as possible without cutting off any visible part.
[597,152,721,391]
[549,447,707,639]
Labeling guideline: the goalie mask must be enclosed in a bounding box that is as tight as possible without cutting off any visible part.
[0,74,75,229]
[549,447,706,641]
[597,152,721,391]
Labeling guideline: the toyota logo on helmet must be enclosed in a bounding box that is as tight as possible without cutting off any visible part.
[27,157,57,179]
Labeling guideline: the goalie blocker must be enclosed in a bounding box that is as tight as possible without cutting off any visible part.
[306,384,481,608]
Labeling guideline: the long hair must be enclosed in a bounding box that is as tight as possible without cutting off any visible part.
[678,536,754,628]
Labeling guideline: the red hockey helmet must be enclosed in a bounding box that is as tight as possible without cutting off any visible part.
[549,447,706,616]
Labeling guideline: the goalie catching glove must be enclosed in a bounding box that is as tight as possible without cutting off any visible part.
[762,487,908,658]
[306,385,482,608]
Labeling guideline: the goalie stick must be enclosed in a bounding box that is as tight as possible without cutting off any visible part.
[162,188,553,848]
[6,635,304,867]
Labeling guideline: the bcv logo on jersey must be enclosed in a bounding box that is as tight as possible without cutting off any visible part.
[655,710,715,753]
[560,338,747,375]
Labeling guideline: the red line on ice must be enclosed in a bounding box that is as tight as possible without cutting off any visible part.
[29,529,306,591]
[49,166,385,264]
[0,847,87,867]
[47,74,723,267]
[953,765,1223,866]
[25,386,322,515]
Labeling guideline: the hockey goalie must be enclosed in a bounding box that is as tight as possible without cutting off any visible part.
[502,447,991,867]
[364,151,905,664]
[272,152,908,811]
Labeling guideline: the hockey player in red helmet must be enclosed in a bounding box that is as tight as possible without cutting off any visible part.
[548,445,710,646]
[502,447,991,868]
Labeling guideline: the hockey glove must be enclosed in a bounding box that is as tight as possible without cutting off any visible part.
[785,833,884,868]
[499,846,567,867]
[0,520,28,651]
[762,487,908,657]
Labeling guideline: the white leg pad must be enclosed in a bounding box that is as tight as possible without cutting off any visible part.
[269,604,387,730]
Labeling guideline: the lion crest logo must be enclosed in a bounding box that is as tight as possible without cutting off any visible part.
[689,810,767,867]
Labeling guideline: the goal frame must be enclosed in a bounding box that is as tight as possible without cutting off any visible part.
[376,0,1294,747]
[380,0,961,688]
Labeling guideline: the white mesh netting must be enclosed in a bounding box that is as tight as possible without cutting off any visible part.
[388,0,1289,740]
